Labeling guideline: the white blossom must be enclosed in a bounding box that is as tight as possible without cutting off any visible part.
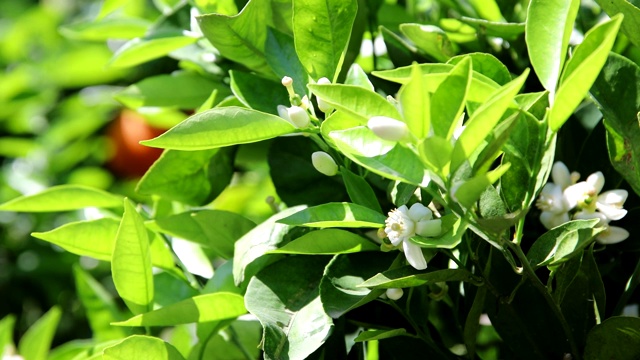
[384,203,442,270]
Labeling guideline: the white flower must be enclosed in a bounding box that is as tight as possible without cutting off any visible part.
[564,171,628,221]
[368,116,410,142]
[311,151,338,176]
[384,203,442,270]
[315,77,334,113]
[573,210,630,245]
[385,288,403,300]
[277,105,310,129]
[536,162,574,229]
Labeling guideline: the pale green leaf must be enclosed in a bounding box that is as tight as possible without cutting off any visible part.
[453,164,511,208]
[268,229,378,254]
[595,0,640,48]
[398,63,431,139]
[432,56,472,139]
[0,185,123,212]
[278,202,386,228]
[60,18,151,41]
[400,24,455,62]
[109,35,197,68]
[102,335,184,360]
[308,84,401,123]
[18,307,61,360]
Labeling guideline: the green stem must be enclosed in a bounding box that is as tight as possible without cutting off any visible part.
[228,325,255,360]
[505,241,582,360]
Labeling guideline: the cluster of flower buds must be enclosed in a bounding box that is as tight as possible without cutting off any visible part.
[536,161,629,244]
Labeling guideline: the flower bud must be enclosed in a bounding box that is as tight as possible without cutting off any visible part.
[315,77,334,113]
[385,288,404,300]
[367,116,409,142]
[277,105,310,129]
[311,151,338,176]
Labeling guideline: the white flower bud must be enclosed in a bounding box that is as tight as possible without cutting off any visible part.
[386,288,404,300]
[315,77,334,114]
[367,116,409,142]
[281,76,293,87]
[311,151,338,176]
[277,105,310,129]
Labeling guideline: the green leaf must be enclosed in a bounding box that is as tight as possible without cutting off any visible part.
[233,205,306,285]
[526,219,604,268]
[113,293,246,327]
[398,63,431,139]
[358,266,478,289]
[73,266,126,342]
[584,317,640,360]
[293,0,358,81]
[354,329,408,342]
[0,315,15,359]
[463,286,487,358]
[432,56,472,139]
[329,127,425,185]
[419,135,453,177]
[590,53,640,196]
[451,69,528,172]
[447,52,511,86]
[198,0,274,76]
[595,0,640,48]
[320,252,396,318]
[268,229,378,254]
[109,34,197,68]
[136,147,236,206]
[230,71,289,115]
[340,167,382,213]
[0,185,123,212]
[549,15,623,131]
[151,210,255,259]
[18,307,61,360]
[265,28,308,97]
[103,335,185,360]
[278,202,386,228]
[453,164,511,208]
[112,199,154,315]
[140,107,296,150]
[115,72,227,109]
[399,24,455,62]
[245,256,333,360]
[459,17,524,41]
[410,213,468,249]
[308,84,401,123]
[468,0,504,21]
[344,63,374,91]
[97,0,128,19]
[60,18,151,41]
[525,0,580,93]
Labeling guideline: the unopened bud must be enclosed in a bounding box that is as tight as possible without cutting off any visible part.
[386,288,404,300]
[368,116,410,142]
[277,105,310,129]
[311,151,338,176]
[315,77,334,114]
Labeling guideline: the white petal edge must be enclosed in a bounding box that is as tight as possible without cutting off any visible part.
[403,240,427,270]
[595,226,630,245]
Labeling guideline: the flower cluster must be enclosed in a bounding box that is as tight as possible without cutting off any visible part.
[536,161,629,244]
[383,203,442,270]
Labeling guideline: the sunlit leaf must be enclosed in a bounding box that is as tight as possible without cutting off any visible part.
[18,307,61,360]
[527,219,603,268]
[103,335,185,360]
[268,229,378,254]
[278,202,385,228]
[359,266,478,289]
[0,185,123,212]
[109,34,197,68]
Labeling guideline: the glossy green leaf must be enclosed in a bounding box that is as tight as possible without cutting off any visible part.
[527,219,603,268]
[113,293,246,327]
[230,71,289,115]
[409,213,468,249]
[73,266,126,342]
[60,18,151,41]
[97,0,128,18]
[308,84,401,123]
[115,72,226,109]
[136,147,235,206]
[591,53,640,196]
[468,0,503,21]
[112,199,154,315]
[140,107,296,150]
[459,17,524,40]
[584,317,640,360]
[293,0,358,81]
[264,28,308,97]
[595,0,640,48]
[18,307,61,360]
[400,24,455,62]
[431,56,472,139]
[398,63,430,139]
[109,34,197,68]
[198,0,274,76]
[0,315,15,359]
[0,185,123,212]
[451,69,528,172]
[525,0,580,93]
[329,127,425,185]
[245,256,332,360]
[268,229,378,254]
[447,52,511,86]
[233,205,306,285]
[345,63,374,91]
[453,164,511,208]
[340,167,382,213]
[549,15,622,132]
[359,266,478,289]
[151,210,255,259]
[320,252,396,318]
[278,202,385,228]
[419,135,453,177]
[354,329,408,342]
[31,218,174,269]
[103,335,185,360]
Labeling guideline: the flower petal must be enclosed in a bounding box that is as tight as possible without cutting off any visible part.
[595,226,630,245]
[551,161,571,189]
[598,190,628,207]
[540,211,569,230]
[563,181,591,210]
[595,203,627,221]
[416,219,442,237]
[586,171,605,194]
[408,203,431,222]
[403,240,427,270]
